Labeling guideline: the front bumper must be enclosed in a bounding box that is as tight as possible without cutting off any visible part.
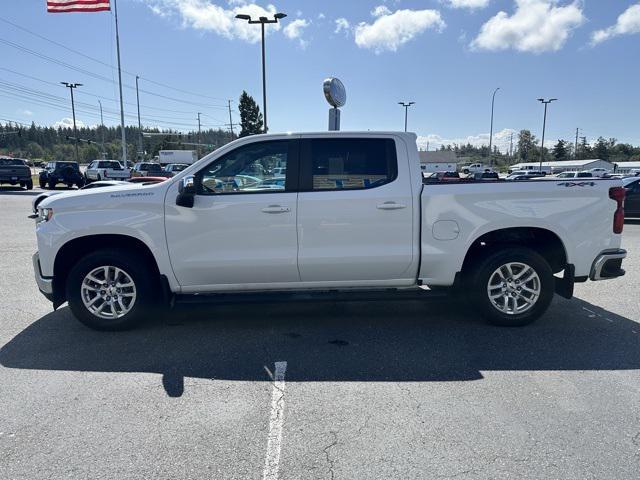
[32,252,54,301]
[590,249,627,281]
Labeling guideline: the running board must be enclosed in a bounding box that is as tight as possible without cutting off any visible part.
[174,287,452,306]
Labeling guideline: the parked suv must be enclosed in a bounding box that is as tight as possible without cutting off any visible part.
[0,157,33,190]
[163,163,189,177]
[39,161,84,189]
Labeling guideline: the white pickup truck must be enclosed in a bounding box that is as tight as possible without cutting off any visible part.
[85,160,131,182]
[32,132,627,331]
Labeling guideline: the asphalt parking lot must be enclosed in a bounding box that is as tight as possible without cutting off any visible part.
[1,187,639,480]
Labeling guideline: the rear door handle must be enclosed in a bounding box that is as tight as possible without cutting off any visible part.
[377,202,407,211]
[262,205,291,214]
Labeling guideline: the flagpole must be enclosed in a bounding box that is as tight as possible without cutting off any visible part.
[112,0,127,167]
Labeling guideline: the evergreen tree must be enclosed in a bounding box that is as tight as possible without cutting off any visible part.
[517,130,537,161]
[238,91,264,137]
[553,139,568,160]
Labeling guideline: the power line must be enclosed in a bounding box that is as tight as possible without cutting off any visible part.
[0,15,229,103]
[0,36,229,109]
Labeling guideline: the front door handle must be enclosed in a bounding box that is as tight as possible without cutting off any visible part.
[377,202,407,211]
[262,205,291,214]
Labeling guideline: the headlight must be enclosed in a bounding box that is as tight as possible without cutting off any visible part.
[37,207,54,223]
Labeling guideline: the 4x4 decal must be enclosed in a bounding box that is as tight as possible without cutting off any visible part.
[557,181,596,187]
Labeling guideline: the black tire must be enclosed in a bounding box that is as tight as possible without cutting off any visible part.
[39,179,47,189]
[26,179,33,190]
[97,174,102,181]
[469,247,554,327]
[66,249,157,331]
[48,179,57,190]
[66,183,73,189]
[463,169,470,175]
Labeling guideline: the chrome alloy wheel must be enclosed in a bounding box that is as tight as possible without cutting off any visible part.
[81,266,137,319]
[487,262,541,315]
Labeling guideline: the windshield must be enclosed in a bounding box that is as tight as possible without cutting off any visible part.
[0,159,26,166]
[56,162,78,169]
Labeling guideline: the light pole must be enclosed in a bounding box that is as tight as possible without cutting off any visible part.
[61,82,82,163]
[235,12,287,133]
[135,75,143,160]
[488,87,500,167]
[197,112,202,158]
[398,101,415,132]
[98,100,105,159]
[537,98,557,170]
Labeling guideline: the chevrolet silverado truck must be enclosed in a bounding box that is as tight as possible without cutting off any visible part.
[0,157,33,190]
[32,132,627,331]
[84,160,130,182]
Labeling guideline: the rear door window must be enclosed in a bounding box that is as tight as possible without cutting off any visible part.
[300,138,397,191]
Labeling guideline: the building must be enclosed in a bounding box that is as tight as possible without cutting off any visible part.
[419,151,458,173]
[508,159,614,174]
[614,162,640,174]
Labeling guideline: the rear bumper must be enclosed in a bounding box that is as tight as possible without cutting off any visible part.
[590,249,627,281]
[32,252,54,301]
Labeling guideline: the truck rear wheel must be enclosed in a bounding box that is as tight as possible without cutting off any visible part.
[66,249,155,331]
[469,247,554,327]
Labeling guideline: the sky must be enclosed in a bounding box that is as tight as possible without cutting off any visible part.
[1,0,639,152]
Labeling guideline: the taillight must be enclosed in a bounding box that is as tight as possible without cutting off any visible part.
[609,187,625,234]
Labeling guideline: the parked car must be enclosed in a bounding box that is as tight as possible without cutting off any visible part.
[131,162,171,178]
[460,163,493,175]
[85,160,130,182]
[506,171,547,181]
[587,168,612,177]
[33,132,627,331]
[163,163,190,177]
[39,161,84,189]
[31,180,130,214]
[423,171,461,182]
[0,157,33,190]
[473,172,500,180]
[623,177,640,218]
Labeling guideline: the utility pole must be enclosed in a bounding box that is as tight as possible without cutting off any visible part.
[228,100,235,139]
[113,0,128,167]
[135,76,144,160]
[197,112,202,158]
[489,87,500,168]
[537,98,557,171]
[235,12,287,133]
[98,100,105,159]
[61,82,82,163]
[398,101,415,132]
[574,127,580,159]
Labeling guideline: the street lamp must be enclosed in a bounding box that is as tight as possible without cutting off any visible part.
[488,87,500,167]
[537,98,557,170]
[61,82,82,163]
[235,12,287,133]
[398,101,415,132]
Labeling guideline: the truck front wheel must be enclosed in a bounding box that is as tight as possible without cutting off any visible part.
[66,249,155,331]
[470,247,554,327]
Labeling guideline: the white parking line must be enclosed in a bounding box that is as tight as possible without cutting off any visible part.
[262,361,288,480]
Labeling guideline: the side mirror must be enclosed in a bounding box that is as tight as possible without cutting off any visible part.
[176,175,196,208]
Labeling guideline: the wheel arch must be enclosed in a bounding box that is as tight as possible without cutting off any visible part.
[52,234,161,308]
[461,227,568,275]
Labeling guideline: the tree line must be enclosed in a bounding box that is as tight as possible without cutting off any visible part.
[0,91,265,163]
[438,130,640,166]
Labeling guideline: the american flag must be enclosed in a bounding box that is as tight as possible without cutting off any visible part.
[47,0,111,13]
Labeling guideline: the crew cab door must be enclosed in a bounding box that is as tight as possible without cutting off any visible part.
[165,139,300,290]
[296,136,416,283]
[626,180,640,216]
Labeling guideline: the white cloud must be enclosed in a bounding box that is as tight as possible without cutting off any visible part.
[317,12,325,20]
[471,0,585,53]
[335,17,350,34]
[444,0,490,9]
[591,3,640,45]
[371,5,391,17]
[54,118,86,129]
[142,0,289,43]
[19,109,33,116]
[283,18,310,47]
[355,7,445,53]
[417,128,517,152]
